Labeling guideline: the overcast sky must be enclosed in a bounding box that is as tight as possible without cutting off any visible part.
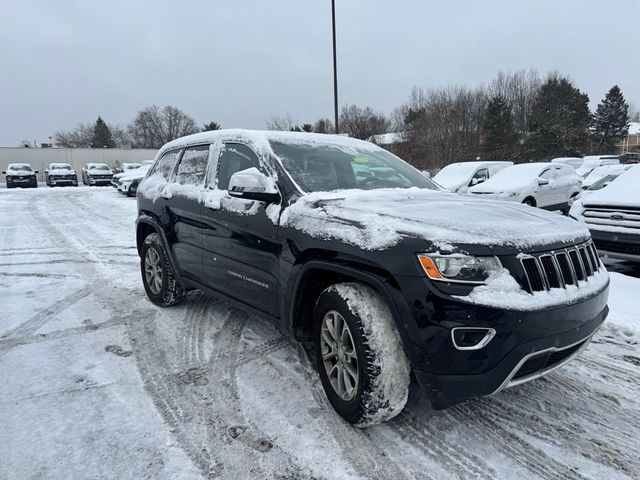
[1,0,638,146]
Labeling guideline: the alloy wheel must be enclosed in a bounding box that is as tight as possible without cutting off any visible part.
[320,310,359,401]
[144,247,163,295]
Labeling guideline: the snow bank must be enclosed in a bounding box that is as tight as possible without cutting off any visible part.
[280,188,590,251]
[455,266,609,310]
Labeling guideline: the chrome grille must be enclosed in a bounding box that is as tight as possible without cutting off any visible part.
[582,205,640,230]
[520,241,600,292]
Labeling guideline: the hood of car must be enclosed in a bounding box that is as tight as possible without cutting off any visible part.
[7,170,35,176]
[49,169,75,175]
[282,188,590,252]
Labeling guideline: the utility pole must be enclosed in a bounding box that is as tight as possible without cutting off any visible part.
[331,0,339,134]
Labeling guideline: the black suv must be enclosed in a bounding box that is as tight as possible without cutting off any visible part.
[136,130,609,427]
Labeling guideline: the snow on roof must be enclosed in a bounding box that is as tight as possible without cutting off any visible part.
[628,122,640,135]
[7,163,31,168]
[159,129,384,160]
[582,164,640,208]
[368,132,407,145]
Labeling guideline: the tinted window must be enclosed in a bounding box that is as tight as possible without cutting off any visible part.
[152,149,181,179]
[216,143,260,190]
[176,145,209,185]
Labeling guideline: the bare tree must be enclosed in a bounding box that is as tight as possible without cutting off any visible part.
[488,69,542,137]
[339,104,390,139]
[54,122,94,147]
[265,113,297,131]
[313,118,334,134]
[398,86,488,169]
[128,105,199,148]
[629,102,640,122]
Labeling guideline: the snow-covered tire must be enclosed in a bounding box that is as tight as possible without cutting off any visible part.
[313,282,410,427]
[141,232,186,307]
[522,197,536,207]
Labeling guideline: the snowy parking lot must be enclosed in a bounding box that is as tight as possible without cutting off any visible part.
[1,186,639,480]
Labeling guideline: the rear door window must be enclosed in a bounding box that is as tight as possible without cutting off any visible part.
[175,145,210,185]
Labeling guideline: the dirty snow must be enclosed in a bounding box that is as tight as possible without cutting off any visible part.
[1,187,640,480]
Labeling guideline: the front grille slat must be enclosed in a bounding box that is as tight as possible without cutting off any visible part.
[520,241,597,292]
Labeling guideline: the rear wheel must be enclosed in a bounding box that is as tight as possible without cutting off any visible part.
[313,282,410,427]
[141,233,186,307]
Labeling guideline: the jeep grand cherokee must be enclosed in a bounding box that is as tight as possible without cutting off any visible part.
[135,130,609,427]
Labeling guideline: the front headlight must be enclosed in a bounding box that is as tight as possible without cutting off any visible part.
[417,254,501,284]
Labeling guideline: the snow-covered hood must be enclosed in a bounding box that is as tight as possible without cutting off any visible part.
[281,188,590,251]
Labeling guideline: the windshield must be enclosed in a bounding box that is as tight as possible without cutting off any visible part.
[10,165,32,172]
[51,164,71,170]
[123,164,141,170]
[588,175,617,191]
[270,141,438,192]
[90,164,110,171]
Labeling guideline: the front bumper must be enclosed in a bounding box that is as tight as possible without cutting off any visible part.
[88,176,113,185]
[49,176,77,185]
[391,273,609,408]
[590,229,640,262]
[7,176,37,186]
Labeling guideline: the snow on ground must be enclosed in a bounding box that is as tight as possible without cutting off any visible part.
[0,186,639,480]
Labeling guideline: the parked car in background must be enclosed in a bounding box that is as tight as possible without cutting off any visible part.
[468,162,581,213]
[114,163,152,196]
[135,130,608,426]
[551,157,584,170]
[570,165,640,263]
[44,163,78,187]
[576,155,620,178]
[3,163,38,188]
[82,163,114,186]
[582,164,631,190]
[433,161,512,193]
[568,171,628,209]
[113,162,143,175]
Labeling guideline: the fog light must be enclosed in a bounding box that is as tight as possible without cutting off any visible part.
[451,327,496,351]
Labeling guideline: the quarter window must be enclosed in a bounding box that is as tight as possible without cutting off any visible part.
[152,149,181,179]
[216,143,260,190]
[176,145,209,185]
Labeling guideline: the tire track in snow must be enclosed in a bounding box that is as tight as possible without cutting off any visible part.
[453,402,591,480]
[294,343,416,480]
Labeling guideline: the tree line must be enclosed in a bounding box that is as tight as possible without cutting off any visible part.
[54,106,220,149]
[55,69,635,172]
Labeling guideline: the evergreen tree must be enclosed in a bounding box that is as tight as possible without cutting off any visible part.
[591,85,629,153]
[91,117,115,148]
[202,121,221,132]
[481,96,517,160]
[526,77,590,159]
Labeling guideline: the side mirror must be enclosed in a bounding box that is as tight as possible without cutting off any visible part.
[1,171,5,174]
[228,168,279,203]
[537,177,549,186]
[34,170,39,174]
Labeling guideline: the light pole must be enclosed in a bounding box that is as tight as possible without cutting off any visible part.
[331,0,339,134]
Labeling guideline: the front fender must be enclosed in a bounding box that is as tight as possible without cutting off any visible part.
[284,259,421,367]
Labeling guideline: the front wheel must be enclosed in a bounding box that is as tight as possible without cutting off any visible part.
[522,197,536,207]
[141,233,186,307]
[313,282,410,427]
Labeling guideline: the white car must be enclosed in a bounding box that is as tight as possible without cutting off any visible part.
[551,157,584,170]
[433,161,513,193]
[113,163,152,196]
[582,164,632,189]
[44,163,78,187]
[468,162,582,213]
[82,163,114,186]
[575,155,620,178]
[569,165,640,262]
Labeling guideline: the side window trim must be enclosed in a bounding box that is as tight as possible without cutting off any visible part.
[205,142,223,189]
